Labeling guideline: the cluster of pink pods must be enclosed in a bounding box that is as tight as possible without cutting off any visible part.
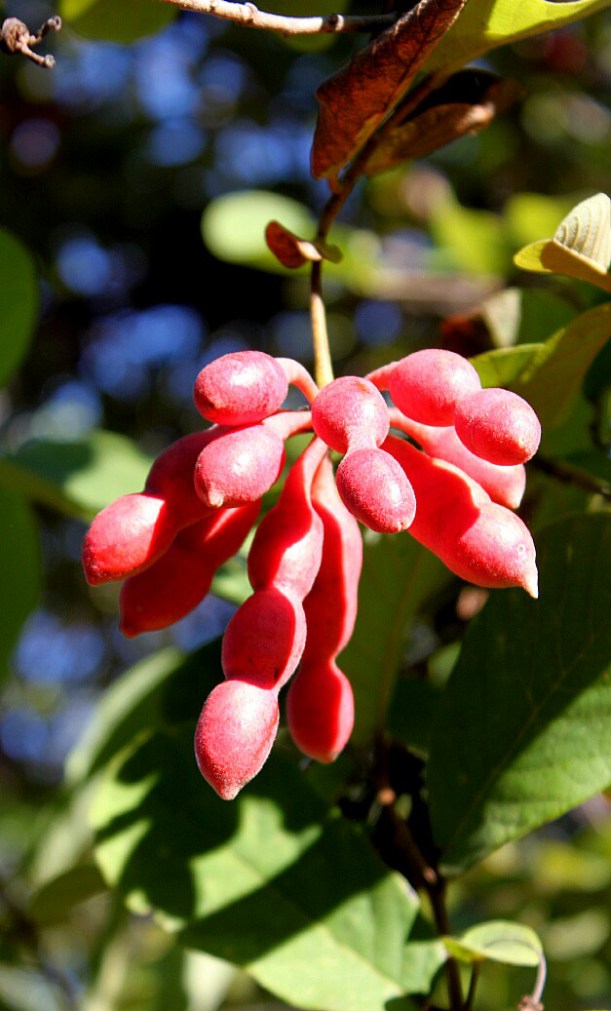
[82,348,541,799]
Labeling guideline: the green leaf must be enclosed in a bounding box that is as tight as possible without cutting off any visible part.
[341,533,451,745]
[93,739,444,1010]
[60,0,176,42]
[514,193,611,291]
[471,344,543,389]
[427,513,611,875]
[387,679,442,756]
[514,240,611,293]
[29,865,107,926]
[0,430,153,520]
[445,921,542,967]
[509,303,611,428]
[0,491,40,685]
[0,229,38,388]
[424,0,611,75]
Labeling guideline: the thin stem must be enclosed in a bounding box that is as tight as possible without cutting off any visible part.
[310,261,334,388]
[428,882,464,1011]
[160,0,396,35]
[464,963,481,1011]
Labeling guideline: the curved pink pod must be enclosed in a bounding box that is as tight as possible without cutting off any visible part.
[383,349,481,426]
[454,388,541,465]
[194,680,280,800]
[335,447,416,533]
[311,376,389,453]
[286,661,354,763]
[194,350,289,425]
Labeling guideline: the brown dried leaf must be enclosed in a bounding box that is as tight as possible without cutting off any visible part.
[311,0,468,184]
[265,220,342,269]
[363,73,522,175]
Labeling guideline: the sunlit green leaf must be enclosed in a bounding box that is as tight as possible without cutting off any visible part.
[341,533,451,745]
[428,513,611,874]
[444,920,542,967]
[0,430,153,520]
[93,737,444,1010]
[0,491,40,685]
[0,229,38,389]
[514,239,611,292]
[471,344,543,389]
[424,0,611,74]
[60,0,176,42]
[513,189,610,291]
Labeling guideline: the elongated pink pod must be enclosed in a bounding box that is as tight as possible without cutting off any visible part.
[384,435,538,596]
[389,411,526,509]
[223,439,327,690]
[370,349,481,426]
[286,661,354,763]
[194,680,280,800]
[83,431,217,586]
[222,586,307,690]
[335,447,416,533]
[302,456,363,664]
[82,493,176,586]
[119,500,260,636]
[454,388,541,465]
[193,411,312,509]
[247,437,326,599]
[194,351,289,425]
[311,376,389,453]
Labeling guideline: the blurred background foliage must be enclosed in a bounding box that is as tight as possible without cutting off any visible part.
[0,1,609,1009]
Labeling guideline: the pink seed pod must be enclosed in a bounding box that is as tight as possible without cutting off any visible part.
[384,435,538,596]
[311,376,389,453]
[194,680,280,800]
[119,500,260,637]
[82,493,176,586]
[303,456,363,663]
[194,351,319,426]
[454,388,542,465]
[247,436,327,600]
[83,431,218,586]
[335,447,416,533]
[449,501,538,598]
[194,351,289,425]
[369,349,481,426]
[145,430,219,527]
[221,586,308,690]
[286,661,354,764]
[193,410,312,509]
[223,438,327,690]
[389,410,526,509]
[285,458,361,763]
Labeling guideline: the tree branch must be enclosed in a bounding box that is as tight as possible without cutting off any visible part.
[160,0,396,35]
